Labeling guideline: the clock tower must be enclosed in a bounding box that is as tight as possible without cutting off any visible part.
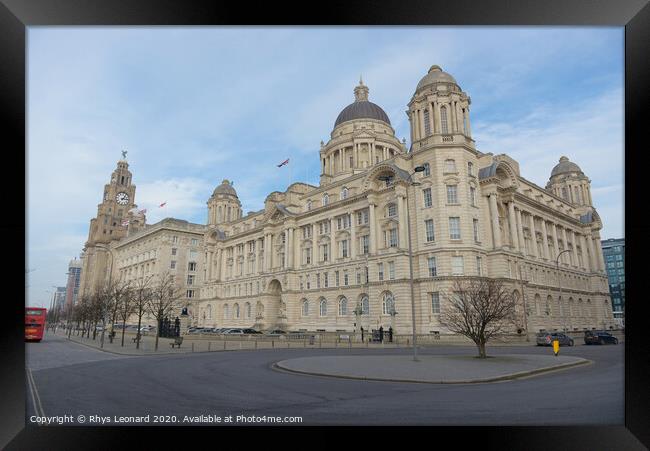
[79,155,139,296]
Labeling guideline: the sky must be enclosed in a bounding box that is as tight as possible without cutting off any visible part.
[26,27,624,308]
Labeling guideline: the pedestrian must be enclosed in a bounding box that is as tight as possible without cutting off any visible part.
[388,326,393,343]
[361,326,364,342]
[379,326,384,343]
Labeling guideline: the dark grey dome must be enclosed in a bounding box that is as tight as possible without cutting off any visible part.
[551,156,583,177]
[213,179,238,197]
[416,65,458,91]
[334,101,391,128]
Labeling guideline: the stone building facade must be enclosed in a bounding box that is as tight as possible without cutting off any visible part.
[196,66,615,336]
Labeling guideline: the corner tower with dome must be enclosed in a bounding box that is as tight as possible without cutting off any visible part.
[190,65,616,336]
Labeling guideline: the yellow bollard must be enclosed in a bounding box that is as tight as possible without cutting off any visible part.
[552,339,560,356]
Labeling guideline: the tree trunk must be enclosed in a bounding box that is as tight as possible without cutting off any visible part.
[477,341,487,358]
[121,319,127,347]
[155,329,160,351]
[136,314,143,349]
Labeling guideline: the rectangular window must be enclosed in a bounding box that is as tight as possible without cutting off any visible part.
[188,262,196,271]
[170,260,177,269]
[378,263,384,281]
[431,292,440,314]
[344,271,349,286]
[191,238,198,246]
[470,186,476,206]
[388,261,395,280]
[473,219,480,242]
[423,188,432,208]
[323,244,329,261]
[186,290,194,298]
[189,250,198,260]
[388,204,397,217]
[306,276,310,290]
[445,159,457,173]
[425,219,435,242]
[171,248,177,256]
[452,256,464,275]
[389,228,398,248]
[299,277,304,290]
[361,235,369,254]
[468,162,474,176]
[449,217,461,240]
[476,256,482,276]
[316,273,321,288]
[357,209,369,225]
[324,272,329,288]
[356,271,361,285]
[172,235,178,244]
[341,239,349,258]
[423,109,431,136]
[428,257,437,277]
[335,271,340,287]
[447,185,458,204]
[187,275,195,285]
[305,248,311,265]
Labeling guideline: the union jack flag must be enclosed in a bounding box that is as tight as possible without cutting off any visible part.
[121,219,130,226]
[277,158,289,167]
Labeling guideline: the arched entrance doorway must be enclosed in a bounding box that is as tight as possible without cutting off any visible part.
[254,279,283,330]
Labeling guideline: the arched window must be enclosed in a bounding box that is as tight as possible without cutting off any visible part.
[338,297,348,316]
[382,292,395,315]
[423,162,430,176]
[320,298,327,316]
[440,106,449,134]
[361,295,369,315]
[302,299,309,316]
[245,302,251,319]
[423,109,431,136]
[234,303,240,319]
[223,304,230,319]
[322,193,329,206]
[341,187,349,200]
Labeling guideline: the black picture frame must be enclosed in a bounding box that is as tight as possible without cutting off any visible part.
[4,0,648,448]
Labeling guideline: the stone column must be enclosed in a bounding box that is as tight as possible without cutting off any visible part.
[465,106,471,137]
[570,230,579,268]
[594,236,605,272]
[586,234,597,272]
[350,213,357,258]
[488,193,501,249]
[551,223,560,261]
[427,102,434,135]
[331,218,336,259]
[434,102,442,135]
[561,228,570,266]
[541,220,550,260]
[528,214,538,258]
[398,195,407,249]
[369,203,377,254]
[207,251,213,280]
[456,101,464,134]
[507,201,519,251]
[419,109,426,139]
[243,244,248,276]
[516,208,526,256]
[287,228,294,269]
[221,247,227,280]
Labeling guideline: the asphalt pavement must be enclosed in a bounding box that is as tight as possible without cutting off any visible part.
[25,332,624,426]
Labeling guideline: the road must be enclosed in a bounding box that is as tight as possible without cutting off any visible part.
[26,332,623,426]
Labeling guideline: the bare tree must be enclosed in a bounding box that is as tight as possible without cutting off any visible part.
[147,272,184,351]
[439,278,517,358]
[116,282,136,346]
[131,275,154,349]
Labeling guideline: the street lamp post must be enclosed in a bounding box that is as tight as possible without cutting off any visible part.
[379,165,425,362]
[556,249,572,332]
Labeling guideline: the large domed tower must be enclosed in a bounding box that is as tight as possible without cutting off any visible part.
[408,65,473,151]
[207,179,242,225]
[546,156,593,207]
[320,78,406,186]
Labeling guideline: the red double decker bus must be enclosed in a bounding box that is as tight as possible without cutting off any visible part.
[25,307,47,342]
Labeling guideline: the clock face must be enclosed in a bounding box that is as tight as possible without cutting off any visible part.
[116,192,130,205]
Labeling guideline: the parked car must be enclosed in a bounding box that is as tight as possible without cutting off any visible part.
[266,329,287,336]
[536,331,574,347]
[242,328,263,334]
[584,330,619,345]
[225,328,244,334]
